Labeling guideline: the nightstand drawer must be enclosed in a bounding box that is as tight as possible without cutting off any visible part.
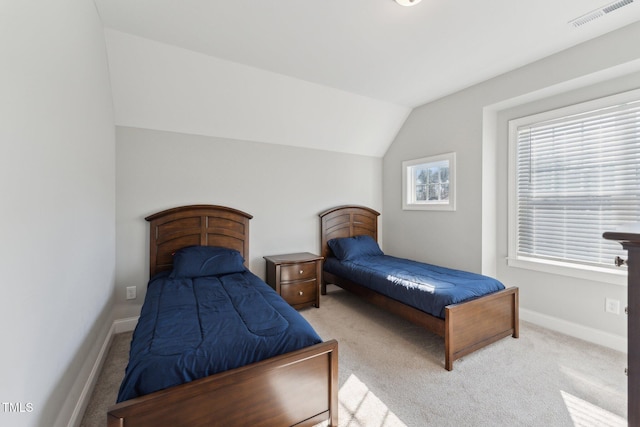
[280,261,317,282]
[280,280,317,305]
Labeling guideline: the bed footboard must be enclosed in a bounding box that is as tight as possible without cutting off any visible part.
[107,340,339,427]
[444,287,519,371]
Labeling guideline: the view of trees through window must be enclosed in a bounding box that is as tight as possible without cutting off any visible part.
[414,163,449,202]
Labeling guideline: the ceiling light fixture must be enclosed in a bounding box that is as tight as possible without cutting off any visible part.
[395,0,422,6]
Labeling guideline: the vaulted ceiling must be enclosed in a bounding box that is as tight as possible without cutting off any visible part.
[95,0,640,156]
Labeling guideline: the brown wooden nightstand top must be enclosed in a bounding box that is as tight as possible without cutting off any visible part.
[263,252,324,265]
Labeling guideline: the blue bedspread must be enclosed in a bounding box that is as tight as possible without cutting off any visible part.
[117,270,322,402]
[324,255,505,319]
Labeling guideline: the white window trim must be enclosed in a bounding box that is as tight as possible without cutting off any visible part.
[402,152,456,211]
[507,88,640,286]
[506,255,627,286]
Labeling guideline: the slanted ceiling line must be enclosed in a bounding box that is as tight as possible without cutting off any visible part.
[569,0,634,27]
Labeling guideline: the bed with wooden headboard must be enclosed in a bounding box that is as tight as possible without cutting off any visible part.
[320,205,518,371]
[107,205,338,427]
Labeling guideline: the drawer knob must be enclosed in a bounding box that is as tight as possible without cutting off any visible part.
[299,291,304,296]
[299,270,304,274]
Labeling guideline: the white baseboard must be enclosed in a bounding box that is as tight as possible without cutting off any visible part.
[66,323,115,427]
[114,316,139,333]
[67,316,139,427]
[520,308,627,353]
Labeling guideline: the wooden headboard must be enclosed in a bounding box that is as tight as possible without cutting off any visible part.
[319,205,380,259]
[145,205,253,277]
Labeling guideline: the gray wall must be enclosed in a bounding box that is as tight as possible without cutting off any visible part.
[383,22,640,350]
[115,126,382,318]
[0,1,116,426]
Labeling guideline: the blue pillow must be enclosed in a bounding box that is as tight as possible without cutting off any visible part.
[169,246,246,279]
[327,235,383,261]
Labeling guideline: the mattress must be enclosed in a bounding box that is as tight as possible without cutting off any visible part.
[117,270,323,402]
[324,255,505,318]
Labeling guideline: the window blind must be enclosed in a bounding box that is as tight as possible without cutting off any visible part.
[515,98,640,269]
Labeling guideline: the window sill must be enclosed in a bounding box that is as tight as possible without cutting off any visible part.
[506,256,627,286]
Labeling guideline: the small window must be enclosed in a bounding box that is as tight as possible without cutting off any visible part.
[508,89,640,277]
[402,152,456,211]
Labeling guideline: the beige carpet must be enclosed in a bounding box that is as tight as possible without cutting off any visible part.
[81,285,627,426]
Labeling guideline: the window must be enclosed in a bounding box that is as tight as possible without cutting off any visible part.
[402,152,456,211]
[508,89,640,278]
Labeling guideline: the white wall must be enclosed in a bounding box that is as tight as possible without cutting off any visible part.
[115,126,382,318]
[0,1,116,427]
[104,29,410,158]
[383,22,640,350]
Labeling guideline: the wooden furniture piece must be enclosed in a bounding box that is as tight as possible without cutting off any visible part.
[264,252,323,310]
[108,205,338,427]
[603,224,640,427]
[319,205,519,371]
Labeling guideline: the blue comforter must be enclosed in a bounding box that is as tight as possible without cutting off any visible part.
[117,270,322,402]
[324,255,505,319]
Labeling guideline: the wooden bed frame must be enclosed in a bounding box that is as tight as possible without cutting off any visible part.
[319,205,518,371]
[107,205,338,427]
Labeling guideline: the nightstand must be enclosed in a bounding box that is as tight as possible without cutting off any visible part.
[264,252,323,310]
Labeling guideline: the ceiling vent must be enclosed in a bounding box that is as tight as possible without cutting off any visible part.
[569,0,634,27]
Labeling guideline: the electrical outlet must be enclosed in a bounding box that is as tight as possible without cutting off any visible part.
[126,286,137,300]
[605,298,620,315]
